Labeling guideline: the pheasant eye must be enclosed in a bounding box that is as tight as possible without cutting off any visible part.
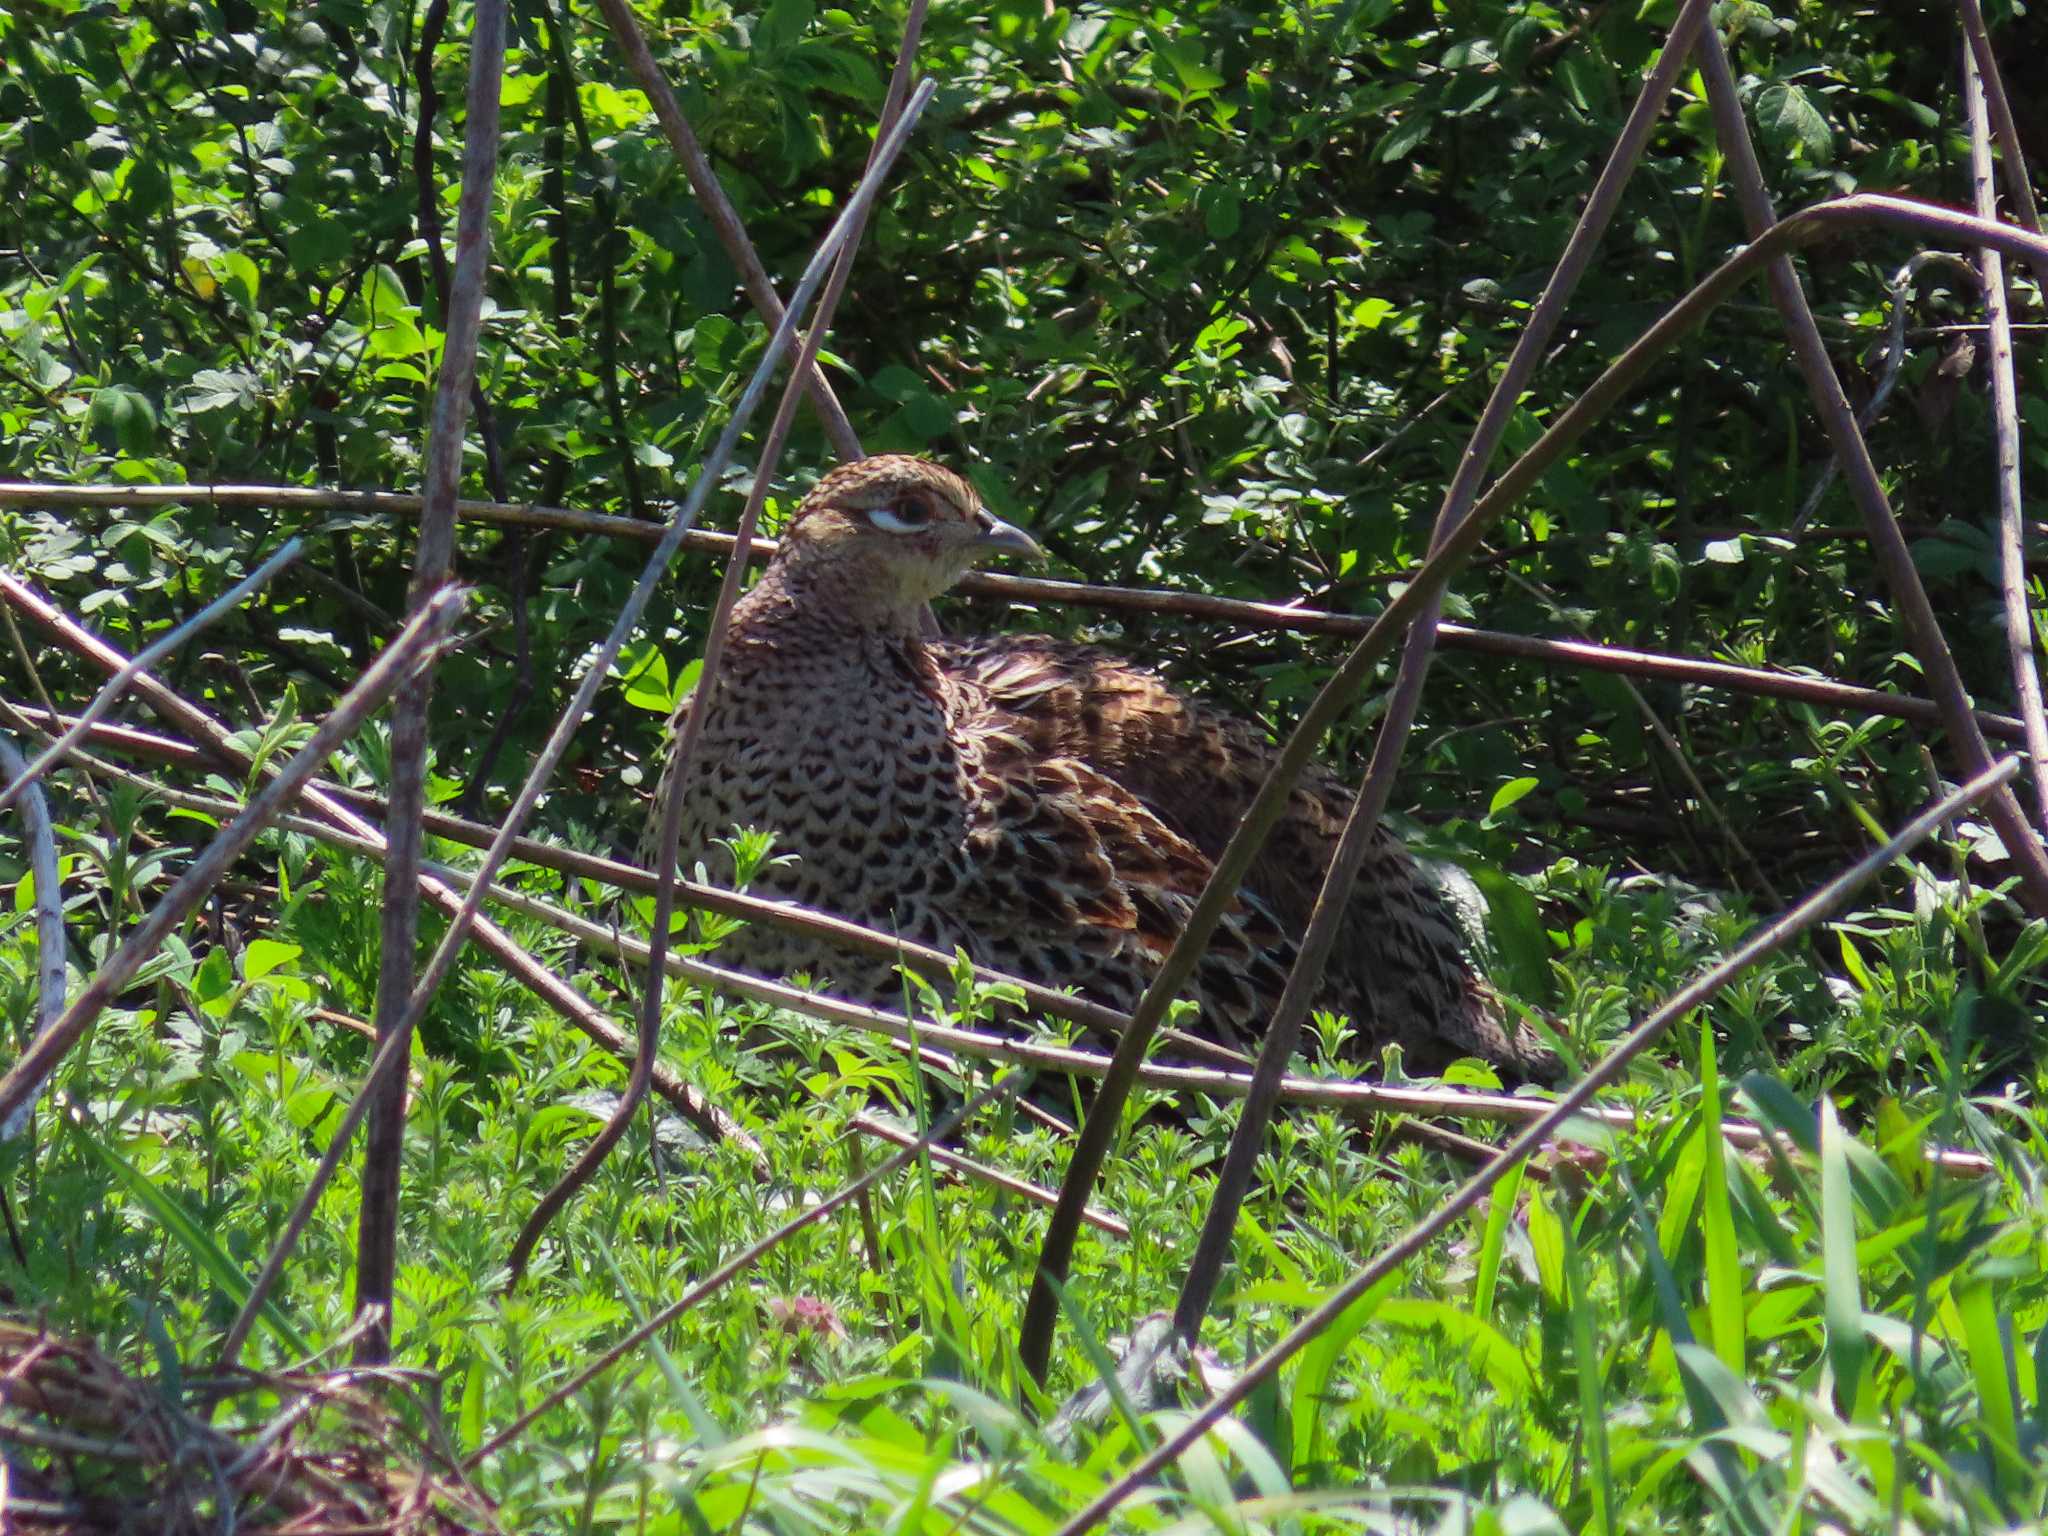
[866,501,932,534]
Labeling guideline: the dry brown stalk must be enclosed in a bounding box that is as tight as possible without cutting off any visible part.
[851,1113,1129,1237]
[1054,756,2019,1534]
[588,0,863,459]
[0,590,467,1132]
[5,480,2019,743]
[356,0,507,1363]
[1156,0,1721,1355]
[1964,46,2048,834]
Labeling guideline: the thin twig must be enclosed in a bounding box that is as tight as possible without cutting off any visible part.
[0,591,467,1132]
[2,701,1253,1064]
[357,0,507,1364]
[0,538,301,816]
[1035,0,1720,1381]
[0,734,67,1142]
[1789,251,1980,532]
[851,1113,1128,1237]
[0,575,763,1369]
[506,70,939,1287]
[1965,46,2048,834]
[1955,0,2048,296]
[1696,34,2048,918]
[1051,755,2020,1536]
[410,0,509,502]
[390,83,938,1119]
[1015,181,2048,1378]
[2,479,2035,745]
[465,1075,1023,1468]
[588,0,863,460]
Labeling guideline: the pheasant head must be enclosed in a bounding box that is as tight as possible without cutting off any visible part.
[766,455,1042,629]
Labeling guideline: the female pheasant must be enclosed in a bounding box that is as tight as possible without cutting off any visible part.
[648,455,1554,1077]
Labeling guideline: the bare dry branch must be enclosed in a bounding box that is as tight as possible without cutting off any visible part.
[0,537,300,817]
[588,0,863,460]
[1966,46,2048,834]
[0,734,67,1141]
[0,590,467,1132]
[1034,0,1721,1382]
[1956,0,2048,294]
[357,0,507,1363]
[1052,755,2020,1536]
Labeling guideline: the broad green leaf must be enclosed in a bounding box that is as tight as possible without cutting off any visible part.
[1756,81,1833,164]
[1487,776,1539,818]
[1698,1025,1746,1376]
[88,384,156,454]
[618,641,673,712]
[241,938,300,980]
[1819,1097,1868,1418]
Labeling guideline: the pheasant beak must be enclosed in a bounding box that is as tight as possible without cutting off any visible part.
[975,509,1045,563]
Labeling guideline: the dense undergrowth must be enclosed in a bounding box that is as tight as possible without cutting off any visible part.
[3,0,2048,1528]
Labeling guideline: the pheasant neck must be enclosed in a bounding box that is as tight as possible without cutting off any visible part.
[735,558,931,648]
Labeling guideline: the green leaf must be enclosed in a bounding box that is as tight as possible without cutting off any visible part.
[1292,1273,1396,1469]
[219,249,260,309]
[1144,27,1224,98]
[1755,81,1833,164]
[1818,1097,1868,1417]
[242,938,301,980]
[1200,185,1241,240]
[1487,776,1539,818]
[1468,865,1555,1008]
[754,0,815,57]
[359,263,425,359]
[1525,1186,1565,1305]
[193,945,234,1006]
[74,1126,311,1358]
[1698,1025,1746,1376]
[88,385,157,455]
[1957,1279,2022,1477]
[1836,930,1874,994]
[1557,1193,1614,1536]
[1473,1157,1525,1320]
[618,641,673,713]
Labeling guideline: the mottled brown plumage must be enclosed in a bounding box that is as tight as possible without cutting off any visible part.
[647,455,1554,1076]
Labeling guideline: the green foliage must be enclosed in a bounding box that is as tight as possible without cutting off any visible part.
[3,0,2047,1529]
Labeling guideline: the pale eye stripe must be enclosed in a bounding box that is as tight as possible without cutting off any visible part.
[867,505,930,534]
